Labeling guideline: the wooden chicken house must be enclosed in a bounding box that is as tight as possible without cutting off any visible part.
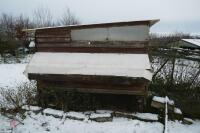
[24,19,159,110]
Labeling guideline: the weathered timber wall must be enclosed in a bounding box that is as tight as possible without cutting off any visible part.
[35,24,150,53]
[31,74,148,95]
[36,47,148,53]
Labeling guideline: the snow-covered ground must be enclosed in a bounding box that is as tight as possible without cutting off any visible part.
[0,64,29,89]
[0,61,200,133]
[0,111,200,133]
[0,112,164,133]
[151,57,200,83]
[0,54,32,64]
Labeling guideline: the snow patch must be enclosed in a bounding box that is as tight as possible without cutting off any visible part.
[133,113,158,121]
[90,113,111,119]
[43,108,64,117]
[22,105,42,111]
[0,111,200,133]
[0,64,29,89]
[29,41,35,48]
[66,112,87,119]
[153,96,174,105]
[174,108,182,114]
[96,110,113,114]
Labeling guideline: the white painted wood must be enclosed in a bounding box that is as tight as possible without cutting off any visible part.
[71,25,149,41]
[109,25,149,41]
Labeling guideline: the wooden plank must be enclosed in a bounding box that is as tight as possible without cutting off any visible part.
[36,37,71,43]
[151,101,174,111]
[36,47,148,53]
[38,80,146,95]
[31,74,148,95]
[40,80,145,91]
[29,74,148,86]
[36,35,71,38]
[36,28,70,35]
[45,86,145,95]
[36,33,71,38]
[37,43,73,47]
[36,41,148,48]
[36,28,71,43]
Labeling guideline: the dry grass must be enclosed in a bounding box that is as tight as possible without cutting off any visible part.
[0,81,37,111]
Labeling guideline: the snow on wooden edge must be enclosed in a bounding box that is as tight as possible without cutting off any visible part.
[90,113,111,119]
[66,112,87,119]
[96,110,113,114]
[43,108,64,117]
[153,96,174,105]
[22,105,42,111]
[174,108,182,114]
[133,113,158,121]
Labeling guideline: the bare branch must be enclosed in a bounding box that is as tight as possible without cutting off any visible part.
[33,6,53,27]
[59,7,80,26]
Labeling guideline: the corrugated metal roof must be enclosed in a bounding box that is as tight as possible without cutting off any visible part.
[24,52,152,80]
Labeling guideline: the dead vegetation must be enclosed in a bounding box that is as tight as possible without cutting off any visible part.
[149,34,200,118]
[0,81,37,112]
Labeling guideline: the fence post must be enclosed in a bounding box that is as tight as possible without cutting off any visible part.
[164,96,168,133]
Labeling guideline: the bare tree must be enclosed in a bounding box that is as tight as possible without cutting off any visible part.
[33,6,53,27]
[0,13,34,55]
[15,14,33,40]
[0,13,15,39]
[59,7,80,26]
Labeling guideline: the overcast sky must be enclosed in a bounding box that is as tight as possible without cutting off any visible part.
[0,0,200,35]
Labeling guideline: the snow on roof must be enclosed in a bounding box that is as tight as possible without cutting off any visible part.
[182,39,200,47]
[24,52,152,80]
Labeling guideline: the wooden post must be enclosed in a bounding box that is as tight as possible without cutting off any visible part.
[163,96,168,133]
